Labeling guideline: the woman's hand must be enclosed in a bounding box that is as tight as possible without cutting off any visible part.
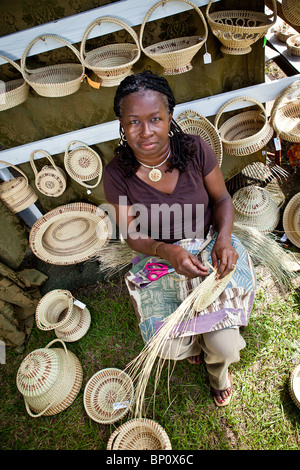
[158,244,209,279]
[211,234,238,279]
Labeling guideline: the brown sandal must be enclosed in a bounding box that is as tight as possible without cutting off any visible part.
[211,374,232,407]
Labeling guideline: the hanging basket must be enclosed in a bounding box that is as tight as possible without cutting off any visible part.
[270,80,300,143]
[287,34,300,56]
[282,0,300,26]
[107,418,172,450]
[214,96,274,156]
[21,34,85,97]
[64,141,103,189]
[16,339,83,417]
[206,0,277,55]
[176,110,223,165]
[0,55,29,111]
[0,160,38,213]
[30,149,67,197]
[80,16,141,87]
[140,0,208,75]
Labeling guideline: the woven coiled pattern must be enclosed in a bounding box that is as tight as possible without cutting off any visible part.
[289,364,300,409]
[282,0,300,26]
[0,55,29,111]
[270,80,300,143]
[64,141,103,189]
[0,160,38,213]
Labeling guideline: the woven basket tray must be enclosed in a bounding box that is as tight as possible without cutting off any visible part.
[0,160,38,213]
[270,79,300,143]
[140,0,208,75]
[0,55,29,111]
[282,0,300,26]
[287,34,300,56]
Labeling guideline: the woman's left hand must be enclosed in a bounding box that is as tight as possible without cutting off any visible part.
[210,235,238,279]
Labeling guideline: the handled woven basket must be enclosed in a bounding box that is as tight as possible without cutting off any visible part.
[270,80,300,143]
[206,0,277,55]
[282,0,300,26]
[286,34,300,56]
[0,55,29,111]
[80,16,141,87]
[64,140,103,189]
[0,160,38,213]
[21,34,85,97]
[30,149,66,197]
[140,0,208,75]
[214,96,274,156]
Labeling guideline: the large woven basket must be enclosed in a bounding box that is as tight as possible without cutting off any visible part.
[287,34,300,56]
[206,0,277,55]
[289,364,300,409]
[21,34,85,97]
[0,160,38,213]
[282,0,300,26]
[140,0,208,75]
[214,96,274,156]
[176,110,222,165]
[80,17,141,87]
[270,80,300,143]
[0,55,29,111]
[16,339,83,417]
[30,149,66,197]
[107,418,172,450]
[282,192,300,248]
[64,141,103,189]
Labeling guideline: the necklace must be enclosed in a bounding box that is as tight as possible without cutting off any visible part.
[136,149,171,182]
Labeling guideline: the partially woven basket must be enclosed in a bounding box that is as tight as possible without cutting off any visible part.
[0,55,29,111]
[176,110,222,166]
[206,0,277,55]
[21,34,85,97]
[214,96,274,156]
[64,141,103,189]
[287,34,300,56]
[107,418,172,450]
[282,0,300,26]
[0,160,38,213]
[289,364,300,409]
[80,16,141,87]
[140,0,208,75]
[270,80,300,143]
[30,149,66,197]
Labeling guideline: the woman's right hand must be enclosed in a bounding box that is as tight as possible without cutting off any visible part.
[158,244,209,279]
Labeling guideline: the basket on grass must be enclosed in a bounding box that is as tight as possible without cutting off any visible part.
[287,34,300,56]
[289,364,300,409]
[16,339,83,417]
[270,80,300,143]
[64,140,103,189]
[206,0,277,55]
[140,0,208,75]
[30,149,66,197]
[0,160,38,213]
[21,34,85,97]
[107,418,172,450]
[282,0,300,26]
[0,55,29,111]
[176,109,222,166]
[214,96,274,156]
[80,16,141,87]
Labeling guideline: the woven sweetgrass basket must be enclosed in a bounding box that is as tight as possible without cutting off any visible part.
[283,192,300,248]
[64,141,103,189]
[140,0,208,75]
[30,149,66,197]
[0,55,29,111]
[206,0,277,55]
[289,364,300,409]
[287,34,300,56]
[80,16,141,87]
[270,79,300,143]
[282,0,300,26]
[0,160,38,213]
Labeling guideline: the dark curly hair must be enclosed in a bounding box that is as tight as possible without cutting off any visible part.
[113,71,197,178]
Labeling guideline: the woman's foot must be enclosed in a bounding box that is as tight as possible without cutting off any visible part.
[211,374,232,407]
[187,354,201,365]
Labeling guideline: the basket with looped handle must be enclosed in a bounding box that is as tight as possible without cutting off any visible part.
[21,34,85,97]
[140,0,208,75]
[0,160,38,213]
[214,96,274,156]
[206,0,277,55]
[270,80,300,143]
[176,109,223,166]
[80,16,141,87]
[64,140,103,189]
[282,0,300,26]
[30,149,66,197]
[0,55,29,111]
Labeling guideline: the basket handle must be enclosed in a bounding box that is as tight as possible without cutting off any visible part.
[29,149,61,177]
[45,338,69,355]
[0,54,22,74]
[0,160,29,188]
[214,96,268,131]
[206,0,277,22]
[24,398,57,418]
[270,79,300,125]
[80,16,140,63]
[140,0,208,53]
[65,140,103,189]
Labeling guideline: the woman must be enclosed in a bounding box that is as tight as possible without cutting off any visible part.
[103,71,256,406]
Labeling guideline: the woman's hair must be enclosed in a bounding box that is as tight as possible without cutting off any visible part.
[113,71,197,177]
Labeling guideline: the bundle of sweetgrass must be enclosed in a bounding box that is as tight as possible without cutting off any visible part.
[97,239,136,279]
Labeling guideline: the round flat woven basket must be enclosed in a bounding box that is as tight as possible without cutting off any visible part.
[0,55,29,111]
[176,110,222,165]
[270,80,300,143]
[289,364,300,409]
[30,149,66,197]
[29,202,112,265]
[21,34,85,98]
[64,141,103,189]
[287,34,300,56]
[283,192,300,248]
[0,160,38,213]
[140,0,208,75]
[282,0,300,26]
[84,368,134,424]
[206,0,277,55]
[107,418,172,450]
[214,96,274,156]
[80,17,141,87]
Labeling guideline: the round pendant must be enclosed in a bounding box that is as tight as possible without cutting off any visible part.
[148,168,162,182]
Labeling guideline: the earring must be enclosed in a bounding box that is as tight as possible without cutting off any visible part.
[119,126,127,146]
[168,130,174,137]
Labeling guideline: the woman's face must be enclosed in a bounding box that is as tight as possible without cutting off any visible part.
[119,89,172,162]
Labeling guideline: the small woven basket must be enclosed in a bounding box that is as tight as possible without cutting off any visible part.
[206,0,277,55]
[64,141,103,189]
[0,160,38,213]
[176,110,222,166]
[0,55,29,111]
[289,364,300,409]
[140,0,208,75]
[107,418,172,450]
[21,34,85,97]
[270,79,300,143]
[287,34,300,56]
[214,96,274,156]
[30,149,66,197]
[282,0,300,26]
[80,16,141,87]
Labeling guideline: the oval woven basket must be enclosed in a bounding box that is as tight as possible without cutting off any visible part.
[176,110,223,165]
[270,80,300,143]
[16,339,83,417]
[30,149,66,197]
[107,418,172,450]
[206,0,277,55]
[214,96,274,156]
[80,16,141,87]
[0,55,29,111]
[0,160,38,213]
[289,364,300,409]
[282,0,300,26]
[287,34,300,56]
[21,34,85,97]
[84,368,134,424]
[283,192,300,248]
[64,141,103,189]
[140,0,208,75]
